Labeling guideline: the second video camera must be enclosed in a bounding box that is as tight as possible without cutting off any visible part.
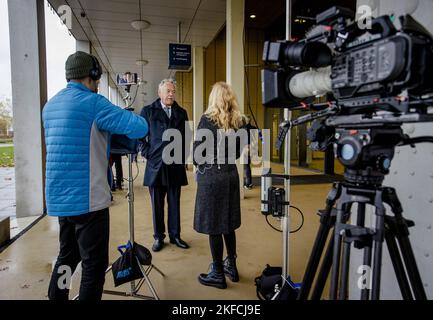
[262,6,433,114]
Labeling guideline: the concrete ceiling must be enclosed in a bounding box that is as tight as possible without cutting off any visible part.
[47,0,226,108]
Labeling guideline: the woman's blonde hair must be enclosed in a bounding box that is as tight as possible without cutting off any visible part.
[205,82,244,130]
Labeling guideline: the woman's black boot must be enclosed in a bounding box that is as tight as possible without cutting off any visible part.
[198,262,227,289]
[223,255,239,282]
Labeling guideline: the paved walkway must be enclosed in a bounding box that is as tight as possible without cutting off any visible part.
[0,144,13,148]
[0,167,15,220]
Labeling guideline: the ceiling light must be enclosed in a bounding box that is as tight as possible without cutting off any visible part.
[250,14,256,19]
[131,20,151,30]
[136,59,149,66]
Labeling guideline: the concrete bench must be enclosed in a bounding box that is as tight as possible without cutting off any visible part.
[0,216,10,247]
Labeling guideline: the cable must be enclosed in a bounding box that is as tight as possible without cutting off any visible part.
[400,136,433,146]
[183,0,203,44]
[126,83,140,108]
[265,205,305,233]
[289,205,304,233]
[242,22,261,131]
[122,155,140,184]
[138,0,145,84]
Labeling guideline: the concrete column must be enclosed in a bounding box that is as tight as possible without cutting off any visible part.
[109,85,117,104]
[226,0,245,101]
[108,85,113,103]
[76,40,90,53]
[99,71,109,99]
[193,47,204,129]
[227,0,245,197]
[118,90,124,107]
[8,0,46,217]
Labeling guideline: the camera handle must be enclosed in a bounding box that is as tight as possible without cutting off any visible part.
[276,103,339,150]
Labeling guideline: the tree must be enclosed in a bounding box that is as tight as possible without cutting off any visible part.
[0,98,13,137]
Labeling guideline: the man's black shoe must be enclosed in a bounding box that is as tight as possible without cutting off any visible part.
[169,237,189,249]
[152,239,164,252]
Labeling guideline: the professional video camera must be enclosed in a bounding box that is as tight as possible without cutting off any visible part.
[261,6,433,300]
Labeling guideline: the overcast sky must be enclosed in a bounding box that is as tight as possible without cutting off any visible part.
[0,0,75,103]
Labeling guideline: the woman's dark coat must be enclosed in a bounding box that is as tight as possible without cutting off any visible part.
[193,115,246,235]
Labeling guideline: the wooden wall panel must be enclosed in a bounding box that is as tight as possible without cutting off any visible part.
[175,71,193,120]
[177,26,266,129]
[215,38,226,83]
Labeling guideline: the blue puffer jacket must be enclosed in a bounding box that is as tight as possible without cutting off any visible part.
[42,82,148,217]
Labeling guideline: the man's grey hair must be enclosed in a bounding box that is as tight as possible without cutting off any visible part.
[158,78,177,91]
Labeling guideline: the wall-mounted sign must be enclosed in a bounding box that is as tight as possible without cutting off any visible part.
[168,43,192,71]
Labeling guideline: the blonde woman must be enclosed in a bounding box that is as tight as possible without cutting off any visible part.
[193,82,245,289]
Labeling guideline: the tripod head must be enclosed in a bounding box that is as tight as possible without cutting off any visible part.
[282,103,433,186]
[334,126,404,186]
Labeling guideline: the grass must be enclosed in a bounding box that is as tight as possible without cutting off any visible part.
[0,146,14,167]
[0,138,13,144]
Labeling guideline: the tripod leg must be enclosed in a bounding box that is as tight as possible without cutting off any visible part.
[371,190,386,300]
[310,236,334,300]
[138,263,160,300]
[384,222,413,300]
[383,187,427,300]
[150,264,166,277]
[298,222,334,300]
[356,203,372,301]
[338,202,354,301]
[297,183,341,300]
[360,244,372,300]
[311,203,351,300]
[339,240,351,300]
[396,236,427,300]
[330,199,348,300]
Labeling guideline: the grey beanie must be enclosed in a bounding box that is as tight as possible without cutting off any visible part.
[65,51,97,80]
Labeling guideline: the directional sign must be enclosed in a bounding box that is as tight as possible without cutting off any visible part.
[168,43,192,71]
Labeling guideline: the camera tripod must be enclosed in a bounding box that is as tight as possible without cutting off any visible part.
[297,126,429,300]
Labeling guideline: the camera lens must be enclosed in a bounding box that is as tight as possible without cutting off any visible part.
[284,42,332,68]
[341,144,355,161]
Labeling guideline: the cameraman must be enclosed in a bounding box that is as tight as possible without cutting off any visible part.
[43,51,149,300]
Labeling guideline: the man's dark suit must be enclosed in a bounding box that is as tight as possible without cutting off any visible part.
[140,99,188,241]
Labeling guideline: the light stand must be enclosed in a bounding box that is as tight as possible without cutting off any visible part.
[102,153,164,300]
[72,145,164,300]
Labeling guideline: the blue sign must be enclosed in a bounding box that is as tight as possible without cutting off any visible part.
[169,43,192,71]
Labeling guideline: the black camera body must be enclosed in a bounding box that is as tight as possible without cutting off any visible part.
[264,187,286,218]
[262,6,433,114]
[110,107,140,155]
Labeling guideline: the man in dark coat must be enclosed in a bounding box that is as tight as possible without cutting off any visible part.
[140,79,189,252]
